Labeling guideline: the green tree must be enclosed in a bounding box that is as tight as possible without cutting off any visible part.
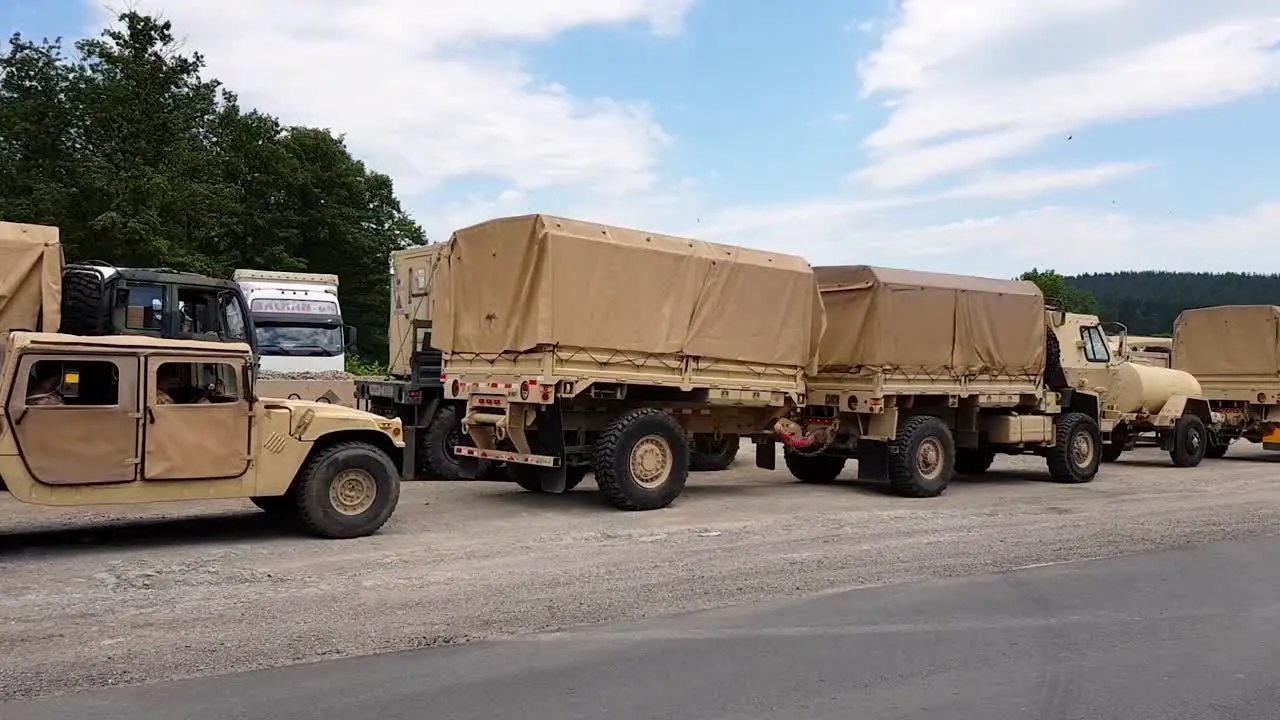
[0,12,424,362]
[1019,268,1100,315]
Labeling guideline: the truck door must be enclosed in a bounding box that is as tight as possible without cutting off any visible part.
[141,355,253,480]
[5,353,141,485]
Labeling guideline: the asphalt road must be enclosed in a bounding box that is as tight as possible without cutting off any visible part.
[7,533,1280,720]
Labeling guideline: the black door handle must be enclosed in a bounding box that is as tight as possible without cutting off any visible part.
[146,407,155,424]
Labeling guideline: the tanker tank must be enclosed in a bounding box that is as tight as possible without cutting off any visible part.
[1108,362,1202,415]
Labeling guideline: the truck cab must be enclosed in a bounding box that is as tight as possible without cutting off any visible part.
[232,269,355,374]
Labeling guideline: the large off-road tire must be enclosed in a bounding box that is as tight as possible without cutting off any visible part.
[783,450,846,483]
[421,405,470,480]
[1044,331,1070,391]
[1205,432,1233,459]
[593,408,689,511]
[954,447,996,475]
[292,440,401,539]
[887,416,955,498]
[59,268,110,335]
[513,464,589,493]
[1100,441,1125,463]
[1169,414,1208,468]
[1045,412,1101,484]
[689,434,740,472]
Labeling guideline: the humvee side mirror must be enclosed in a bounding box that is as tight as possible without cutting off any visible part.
[344,325,358,351]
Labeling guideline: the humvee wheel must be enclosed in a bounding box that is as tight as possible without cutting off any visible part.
[954,448,996,475]
[783,450,846,483]
[294,441,401,538]
[1205,432,1233,459]
[593,408,689,511]
[1169,415,1207,468]
[690,434,740,471]
[1046,412,1101,484]
[512,464,589,493]
[887,416,955,498]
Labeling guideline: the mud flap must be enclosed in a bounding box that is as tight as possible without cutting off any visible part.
[534,404,569,493]
[755,438,777,470]
[857,442,888,480]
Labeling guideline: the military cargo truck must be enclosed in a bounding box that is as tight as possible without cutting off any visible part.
[1172,305,1280,458]
[771,266,1102,497]
[1,221,406,538]
[435,214,825,510]
[1049,312,1211,465]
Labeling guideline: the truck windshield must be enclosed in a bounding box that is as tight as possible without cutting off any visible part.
[255,324,343,356]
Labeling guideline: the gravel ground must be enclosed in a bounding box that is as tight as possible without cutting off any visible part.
[3,443,1280,700]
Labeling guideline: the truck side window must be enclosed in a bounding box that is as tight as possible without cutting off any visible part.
[1081,327,1111,363]
[176,288,220,337]
[26,360,120,407]
[220,293,248,341]
[125,286,165,331]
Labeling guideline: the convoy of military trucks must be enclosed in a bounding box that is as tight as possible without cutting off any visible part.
[3,212,1278,530]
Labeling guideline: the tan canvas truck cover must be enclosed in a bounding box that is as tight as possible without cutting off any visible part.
[1172,305,1280,377]
[813,265,1045,378]
[430,214,826,371]
[0,222,62,338]
[389,243,447,377]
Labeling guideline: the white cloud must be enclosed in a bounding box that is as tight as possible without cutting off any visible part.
[936,162,1151,201]
[95,0,693,196]
[857,0,1280,189]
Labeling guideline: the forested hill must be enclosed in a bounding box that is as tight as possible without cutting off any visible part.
[1067,271,1280,335]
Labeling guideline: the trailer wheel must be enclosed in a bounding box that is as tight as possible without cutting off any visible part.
[293,440,401,539]
[593,408,689,511]
[1100,441,1125,463]
[1046,412,1100,484]
[690,434,740,471]
[59,268,110,335]
[887,416,955,498]
[512,464,589,493]
[1169,415,1207,468]
[783,450,846,483]
[1204,432,1233,459]
[422,405,471,480]
[954,448,996,475]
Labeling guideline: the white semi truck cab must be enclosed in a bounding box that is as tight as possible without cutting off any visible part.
[232,269,354,373]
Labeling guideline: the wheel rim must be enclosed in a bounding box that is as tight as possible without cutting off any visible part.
[915,437,944,480]
[1071,429,1096,468]
[1185,425,1204,454]
[328,469,378,516]
[630,434,673,489]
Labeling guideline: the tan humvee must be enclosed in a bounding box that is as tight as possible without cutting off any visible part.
[0,222,405,538]
[1172,305,1280,458]
[435,214,825,511]
[781,266,1103,497]
[1050,313,1211,466]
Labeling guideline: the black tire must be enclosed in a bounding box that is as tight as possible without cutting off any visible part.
[1046,412,1101,484]
[1205,432,1232,459]
[593,408,689,511]
[421,405,471,480]
[513,464,589,493]
[954,448,996,475]
[1100,441,1125,463]
[689,434,740,471]
[1044,331,1069,391]
[887,416,955,498]
[293,440,401,539]
[251,494,295,516]
[1169,414,1207,468]
[784,450,846,483]
[59,268,110,335]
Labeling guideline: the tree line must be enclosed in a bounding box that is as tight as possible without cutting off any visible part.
[0,12,424,365]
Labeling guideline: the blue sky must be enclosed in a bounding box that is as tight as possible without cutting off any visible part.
[6,0,1280,277]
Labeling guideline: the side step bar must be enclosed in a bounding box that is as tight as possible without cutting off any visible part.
[454,445,562,468]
